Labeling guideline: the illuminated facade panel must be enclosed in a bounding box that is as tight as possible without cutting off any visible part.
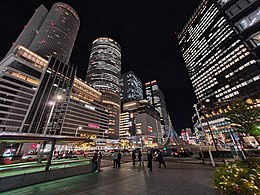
[86,37,121,139]
[120,71,143,103]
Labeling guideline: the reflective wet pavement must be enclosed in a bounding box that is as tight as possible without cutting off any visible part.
[1,160,220,195]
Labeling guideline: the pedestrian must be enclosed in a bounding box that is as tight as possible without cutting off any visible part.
[138,150,142,166]
[157,151,166,168]
[97,151,102,172]
[92,150,98,172]
[118,150,121,168]
[112,150,118,168]
[132,150,136,165]
[147,149,153,171]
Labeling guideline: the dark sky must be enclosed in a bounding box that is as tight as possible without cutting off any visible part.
[0,1,200,134]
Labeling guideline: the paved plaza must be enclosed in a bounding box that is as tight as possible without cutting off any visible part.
[1,159,220,195]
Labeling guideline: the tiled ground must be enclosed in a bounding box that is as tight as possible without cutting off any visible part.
[1,160,220,195]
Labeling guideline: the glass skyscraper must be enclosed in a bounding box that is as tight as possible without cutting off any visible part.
[120,71,143,103]
[86,38,121,139]
[178,0,260,136]
[178,0,260,106]
[6,3,80,64]
[145,80,169,141]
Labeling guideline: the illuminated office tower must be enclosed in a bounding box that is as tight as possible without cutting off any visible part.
[120,71,143,103]
[86,38,121,139]
[145,80,169,140]
[29,2,80,64]
[178,0,260,135]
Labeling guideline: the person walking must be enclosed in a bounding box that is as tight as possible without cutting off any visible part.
[132,150,136,165]
[97,151,102,172]
[157,151,166,168]
[118,150,121,168]
[92,150,98,172]
[112,150,118,168]
[147,150,153,171]
[138,150,142,166]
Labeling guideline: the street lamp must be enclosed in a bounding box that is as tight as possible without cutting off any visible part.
[75,126,82,137]
[37,94,63,163]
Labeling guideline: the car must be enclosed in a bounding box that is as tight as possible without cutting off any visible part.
[21,152,48,162]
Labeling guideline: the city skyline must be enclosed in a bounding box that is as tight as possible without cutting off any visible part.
[0,1,200,133]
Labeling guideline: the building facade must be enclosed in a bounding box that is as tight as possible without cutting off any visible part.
[6,3,80,64]
[145,80,169,140]
[22,57,76,134]
[29,2,80,64]
[86,37,121,139]
[61,77,109,138]
[120,99,162,144]
[178,0,260,138]
[6,5,48,58]
[120,71,143,103]
[0,45,48,132]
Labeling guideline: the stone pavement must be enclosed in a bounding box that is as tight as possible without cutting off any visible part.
[1,161,220,195]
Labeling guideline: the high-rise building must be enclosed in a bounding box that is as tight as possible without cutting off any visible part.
[29,3,80,64]
[178,0,260,136]
[0,45,48,132]
[120,100,162,144]
[6,3,80,64]
[145,80,169,140]
[120,71,143,103]
[86,38,121,139]
[61,77,109,139]
[178,0,260,105]
[6,5,48,57]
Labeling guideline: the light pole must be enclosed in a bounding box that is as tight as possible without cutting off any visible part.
[102,130,108,150]
[75,126,82,137]
[37,94,63,164]
[194,104,215,167]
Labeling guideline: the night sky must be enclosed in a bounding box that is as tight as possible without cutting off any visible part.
[0,1,200,134]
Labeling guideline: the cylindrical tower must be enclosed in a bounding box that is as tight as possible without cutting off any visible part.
[29,2,80,64]
[86,37,121,138]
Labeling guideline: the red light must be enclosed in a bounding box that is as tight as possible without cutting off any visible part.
[50,22,54,26]
[31,144,37,149]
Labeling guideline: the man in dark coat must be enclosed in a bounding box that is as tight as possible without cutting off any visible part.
[147,150,153,171]
[138,150,142,166]
[158,151,166,168]
[132,150,136,165]
[118,151,121,168]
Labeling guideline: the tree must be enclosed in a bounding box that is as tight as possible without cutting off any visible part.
[74,133,96,149]
[224,100,260,142]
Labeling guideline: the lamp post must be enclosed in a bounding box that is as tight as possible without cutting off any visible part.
[75,126,82,137]
[194,104,215,167]
[102,130,108,150]
[37,94,63,164]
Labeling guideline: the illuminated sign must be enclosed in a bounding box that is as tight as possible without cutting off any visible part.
[88,123,100,129]
[85,104,95,110]
[148,126,153,132]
